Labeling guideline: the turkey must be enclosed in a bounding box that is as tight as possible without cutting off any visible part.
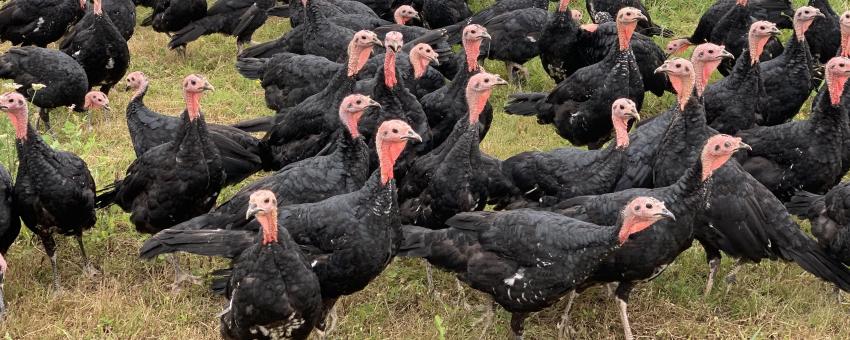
[758,6,822,126]
[688,0,793,45]
[0,0,85,47]
[260,30,383,170]
[140,0,207,54]
[553,134,749,340]
[167,0,276,53]
[0,46,89,130]
[141,120,421,337]
[158,94,377,233]
[585,0,673,37]
[96,75,225,287]
[0,91,98,290]
[736,57,850,202]
[505,7,646,149]
[538,0,580,83]
[59,0,130,95]
[703,21,777,134]
[805,0,840,64]
[398,72,507,228]
[651,58,850,296]
[123,71,263,185]
[421,0,470,29]
[478,7,548,82]
[420,24,493,148]
[709,0,784,75]
[788,183,850,268]
[218,190,323,340]
[501,98,640,204]
[101,0,135,40]
[399,196,675,339]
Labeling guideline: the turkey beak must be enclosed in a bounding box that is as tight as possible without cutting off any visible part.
[768,26,781,36]
[246,203,263,220]
[402,130,422,143]
[655,208,676,221]
[427,53,440,66]
[102,103,111,112]
[737,142,752,151]
[202,82,215,92]
[635,12,648,22]
[720,49,735,60]
[481,31,492,40]
[368,99,381,108]
[653,63,669,74]
[387,41,403,53]
[493,76,508,86]
[816,10,826,18]
[372,36,384,47]
[626,109,640,121]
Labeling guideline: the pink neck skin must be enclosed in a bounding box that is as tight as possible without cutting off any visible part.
[558,0,570,13]
[464,39,481,72]
[827,71,849,106]
[377,139,406,185]
[795,19,814,41]
[692,60,720,97]
[842,27,850,57]
[93,0,102,15]
[340,110,362,138]
[612,116,630,148]
[184,92,202,121]
[736,0,747,6]
[347,43,372,77]
[581,23,599,32]
[700,150,732,181]
[0,252,6,273]
[617,22,636,51]
[411,53,430,79]
[669,72,694,109]
[618,215,657,244]
[465,88,490,125]
[393,13,410,25]
[749,35,768,64]
[6,109,27,140]
[384,49,398,89]
[133,79,149,101]
[257,211,279,245]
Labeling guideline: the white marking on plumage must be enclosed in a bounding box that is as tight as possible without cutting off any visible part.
[503,268,525,286]
[34,17,44,32]
[106,58,115,69]
[311,260,318,267]
[526,35,537,43]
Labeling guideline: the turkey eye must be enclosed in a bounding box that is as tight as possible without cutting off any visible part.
[646,203,653,209]
[7,99,11,103]
[634,206,640,211]
[17,99,22,105]
[264,198,269,203]
[841,63,846,67]
[356,100,362,104]
[471,30,477,34]
[392,128,398,133]
[129,77,134,81]
[190,80,196,85]
[484,79,489,83]
[619,105,624,109]
[97,98,102,102]
[759,26,765,30]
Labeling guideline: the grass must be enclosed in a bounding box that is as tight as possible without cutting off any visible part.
[0,0,848,338]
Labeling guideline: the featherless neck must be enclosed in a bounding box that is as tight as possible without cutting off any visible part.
[464,40,481,72]
[184,92,202,121]
[617,23,635,51]
[258,211,279,245]
[558,0,570,13]
[93,0,103,15]
[749,36,767,65]
[132,80,149,102]
[670,74,694,110]
[377,139,404,185]
[794,19,813,42]
[411,53,429,79]
[347,43,372,77]
[842,28,850,57]
[617,215,656,245]
[692,60,716,97]
[6,108,28,140]
[384,50,398,89]
[827,71,849,107]
[465,90,490,125]
[612,118,630,149]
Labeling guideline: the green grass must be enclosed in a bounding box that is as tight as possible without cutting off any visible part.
[0,0,849,338]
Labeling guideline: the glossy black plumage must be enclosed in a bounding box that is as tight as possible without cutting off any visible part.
[101,0,135,40]
[288,0,377,28]
[167,0,275,51]
[708,2,783,75]
[59,0,130,94]
[758,26,820,126]
[478,8,547,77]
[787,184,850,265]
[0,0,85,47]
[421,0,470,28]
[0,165,19,257]
[124,76,264,185]
[689,0,794,44]
[586,0,673,37]
[737,80,848,202]
[140,0,207,35]
[703,50,763,134]
[805,0,840,64]
[537,1,580,84]
[0,47,89,128]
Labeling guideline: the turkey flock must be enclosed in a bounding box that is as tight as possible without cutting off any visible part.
[0,0,849,338]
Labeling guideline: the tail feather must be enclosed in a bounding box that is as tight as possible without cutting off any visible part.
[782,245,850,292]
[94,181,120,209]
[785,190,824,220]
[232,116,275,132]
[232,4,261,38]
[139,229,255,260]
[235,57,269,80]
[210,268,233,295]
[141,13,154,26]
[168,17,223,49]
[398,224,436,258]
[267,4,289,17]
[504,92,547,117]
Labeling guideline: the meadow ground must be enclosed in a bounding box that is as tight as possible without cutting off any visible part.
[0,0,849,338]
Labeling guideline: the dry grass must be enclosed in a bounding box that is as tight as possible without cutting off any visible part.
[0,0,849,339]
